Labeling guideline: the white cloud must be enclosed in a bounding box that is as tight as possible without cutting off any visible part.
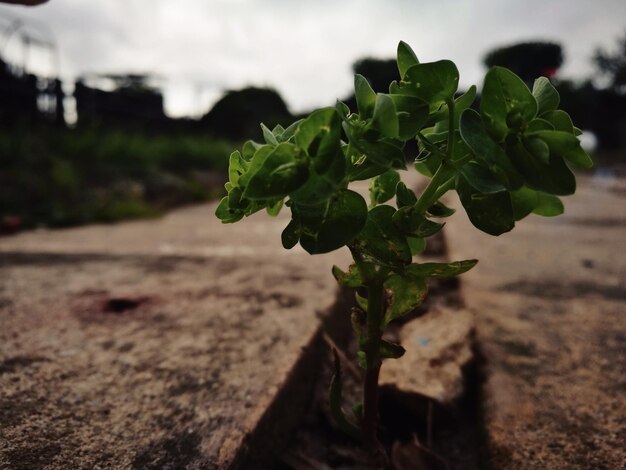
[1,0,624,117]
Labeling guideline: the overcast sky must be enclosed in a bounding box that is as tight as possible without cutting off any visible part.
[1,0,624,117]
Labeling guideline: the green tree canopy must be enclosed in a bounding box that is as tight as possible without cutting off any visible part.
[484,42,563,83]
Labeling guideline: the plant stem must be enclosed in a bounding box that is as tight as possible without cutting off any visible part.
[362,280,387,463]
[446,97,456,159]
[414,162,453,214]
[413,98,459,215]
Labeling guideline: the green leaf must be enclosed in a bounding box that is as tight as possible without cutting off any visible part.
[369,169,400,206]
[481,66,538,141]
[506,142,576,195]
[527,118,554,133]
[426,201,455,218]
[336,99,350,119]
[432,85,477,132]
[295,189,368,254]
[289,147,346,205]
[456,174,515,235]
[295,107,342,174]
[459,162,507,194]
[530,130,593,169]
[279,119,304,142]
[414,218,445,237]
[272,124,285,135]
[266,199,283,216]
[227,186,246,209]
[414,149,442,178]
[350,205,412,268]
[242,143,309,199]
[406,259,478,278]
[407,236,426,255]
[400,60,460,106]
[541,110,574,133]
[396,181,417,207]
[332,264,362,287]
[397,41,419,78]
[392,206,444,237]
[380,340,406,359]
[281,219,300,249]
[455,85,477,114]
[355,292,368,311]
[532,77,560,115]
[242,140,262,160]
[261,123,279,146]
[510,186,538,221]
[215,196,244,224]
[347,158,389,182]
[523,136,550,164]
[354,74,377,119]
[459,109,523,190]
[357,140,406,168]
[371,94,399,138]
[391,205,421,232]
[384,274,428,324]
[532,192,564,217]
[389,94,429,139]
[228,150,249,187]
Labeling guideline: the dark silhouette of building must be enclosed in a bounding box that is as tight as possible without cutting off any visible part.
[0,56,63,125]
[74,74,166,127]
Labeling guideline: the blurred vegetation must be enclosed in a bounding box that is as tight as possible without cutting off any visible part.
[2,32,626,233]
[201,87,293,141]
[484,42,563,82]
[0,124,233,230]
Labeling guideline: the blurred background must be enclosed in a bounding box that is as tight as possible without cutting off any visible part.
[1,0,625,233]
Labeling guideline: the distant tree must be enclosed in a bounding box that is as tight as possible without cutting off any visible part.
[352,58,398,93]
[201,87,292,141]
[594,31,626,93]
[484,41,563,83]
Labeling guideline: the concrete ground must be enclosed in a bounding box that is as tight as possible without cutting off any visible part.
[2,170,624,469]
[0,201,352,469]
[445,172,626,469]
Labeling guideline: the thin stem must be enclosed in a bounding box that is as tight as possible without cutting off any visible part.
[414,162,452,214]
[362,280,387,462]
[413,98,460,215]
[430,176,456,202]
[446,97,456,160]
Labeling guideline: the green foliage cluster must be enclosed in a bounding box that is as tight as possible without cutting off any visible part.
[0,126,233,228]
[216,41,591,455]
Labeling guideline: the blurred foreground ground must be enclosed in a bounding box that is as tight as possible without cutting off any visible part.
[0,171,624,468]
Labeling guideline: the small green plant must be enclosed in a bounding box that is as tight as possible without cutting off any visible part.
[216,41,591,465]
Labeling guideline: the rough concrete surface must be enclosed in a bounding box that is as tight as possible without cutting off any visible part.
[445,173,626,469]
[0,201,352,469]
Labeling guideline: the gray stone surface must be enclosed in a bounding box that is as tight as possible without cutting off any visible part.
[444,172,626,469]
[0,201,352,469]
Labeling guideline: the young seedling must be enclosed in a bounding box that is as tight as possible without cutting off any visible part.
[216,41,592,466]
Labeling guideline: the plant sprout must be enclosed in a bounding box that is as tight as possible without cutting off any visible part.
[216,41,592,465]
